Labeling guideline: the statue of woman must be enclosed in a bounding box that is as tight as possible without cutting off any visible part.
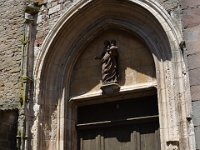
[95,40,119,84]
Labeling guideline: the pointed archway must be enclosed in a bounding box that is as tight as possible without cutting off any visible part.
[33,0,195,150]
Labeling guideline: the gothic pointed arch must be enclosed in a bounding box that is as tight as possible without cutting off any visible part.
[33,0,195,150]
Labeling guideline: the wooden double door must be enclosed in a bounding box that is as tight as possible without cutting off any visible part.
[77,95,161,150]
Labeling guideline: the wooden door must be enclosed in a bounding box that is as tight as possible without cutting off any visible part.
[77,95,161,150]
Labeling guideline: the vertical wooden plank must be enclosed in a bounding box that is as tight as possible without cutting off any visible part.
[78,126,161,150]
[131,130,139,150]
[104,129,119,150]
[100,132,105,150]
[80,137,83,150]
[140,132,145,150]
[79,130,97,150]
[95,134,101,150]
[155,129,161,150]
[136,131,141,150]
[140,127,161,150]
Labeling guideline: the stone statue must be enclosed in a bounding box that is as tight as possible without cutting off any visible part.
[95,40,119,85]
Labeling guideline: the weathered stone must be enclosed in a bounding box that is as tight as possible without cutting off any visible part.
[182,1,200,149]
[37,14,44,24]
[191,85,200,101]
[48,4,61,15]
[34,0,47,5]
[0,0,24,110]
[183,8,200,29]
[192,101,200,126]
[194,126,200,149]
[188,52,200,70]
[59,0,65,3]
[189,68,200,86]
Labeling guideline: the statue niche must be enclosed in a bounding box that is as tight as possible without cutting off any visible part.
[95,40,120,94]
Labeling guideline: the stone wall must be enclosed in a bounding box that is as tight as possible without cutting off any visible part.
[33,0,73,59]
[2,0,182,109]
[157,0,182,28]
[0,0,25,110]
[182,0,200,149]
[33,0,182,61]
[0,1,25,149]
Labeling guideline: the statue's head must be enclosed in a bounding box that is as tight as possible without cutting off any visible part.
[104,40,111,47]
[111,40,116,46]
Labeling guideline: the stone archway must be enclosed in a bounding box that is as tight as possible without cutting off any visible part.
[33,0,195,150]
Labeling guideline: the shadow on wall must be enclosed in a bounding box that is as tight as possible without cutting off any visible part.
[0,110,18,150]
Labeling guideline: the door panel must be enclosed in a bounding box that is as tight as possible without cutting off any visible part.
[77,95,160,150]
[78,122,160,150]
[78,95,158,124]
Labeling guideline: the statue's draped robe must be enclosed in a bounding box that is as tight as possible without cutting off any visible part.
[101,46,118,84]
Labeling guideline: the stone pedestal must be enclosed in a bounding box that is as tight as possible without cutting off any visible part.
[100,83,120,95]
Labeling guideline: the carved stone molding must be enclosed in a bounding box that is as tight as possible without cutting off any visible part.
[167,141,179,150]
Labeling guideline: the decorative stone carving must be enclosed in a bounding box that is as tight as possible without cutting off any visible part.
[179,41,186,51]
[96,40,119,84]
[167,141,179,150]
[95,40,120,94]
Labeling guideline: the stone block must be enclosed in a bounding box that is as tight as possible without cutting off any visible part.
[192,101,200,126]
[48,0,53,3]
[183,7,200,29]
[186,39,200,55]
[188,52,200,70]
[59,0,65,3]
[184,26,200,42]
[34,0,47,5]
[182,0,200,9]
[48,4,61,15]
[191,85,200,101]
[194,126,200,149]
[37,14,44,24]
[189,68,200,86]
[51,1,58,7]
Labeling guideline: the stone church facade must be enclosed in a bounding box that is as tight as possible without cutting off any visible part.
[0,0,200,150]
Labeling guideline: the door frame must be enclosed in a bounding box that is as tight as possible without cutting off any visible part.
[72,89,159,150]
